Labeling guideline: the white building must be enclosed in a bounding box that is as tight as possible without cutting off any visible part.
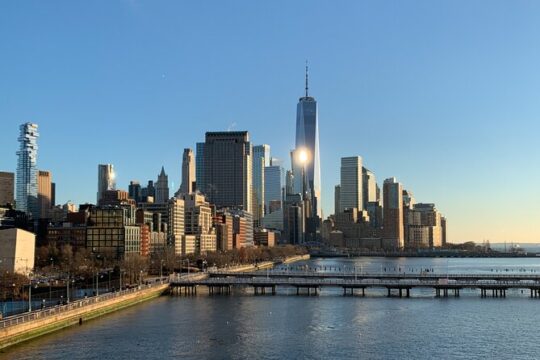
[0,228,35,275]
[168,197,185,255]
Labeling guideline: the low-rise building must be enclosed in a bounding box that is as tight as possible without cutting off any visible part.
[254,229,276,247]
[0,228,35,275]
[86,206,140,258]
[47,224,87,250]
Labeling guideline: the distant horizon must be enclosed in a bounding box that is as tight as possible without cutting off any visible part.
[1,1,539,243]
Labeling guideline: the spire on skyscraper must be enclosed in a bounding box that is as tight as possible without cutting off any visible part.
[305,60,309,97]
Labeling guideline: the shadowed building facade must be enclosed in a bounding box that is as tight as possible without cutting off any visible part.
[383,177,404,249]
[253,144,270,228]
[0,172,15,205]
[201,131,252,214]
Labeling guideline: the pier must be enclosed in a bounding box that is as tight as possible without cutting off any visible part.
[170,271,540,298]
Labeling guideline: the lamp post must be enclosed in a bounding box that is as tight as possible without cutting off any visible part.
[179,258,191,276]
[160,260,164,284]
[66,273,70,303]
[119,270,124,292]
[28,274,32,312]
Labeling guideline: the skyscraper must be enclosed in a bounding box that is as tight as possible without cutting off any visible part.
[253,144,270,227]
[203,131,252,213]
[16,123,39,218]
[128,181,142,203]
[155,167,169,204]
[97,164,115,204]
[339,156,363,212]
[292,65,321,218]
[264,161,284,214]
[195,142,205,192]
[141,180,155,201]
[180,148,196,195]
[334,185,341,215]
[362,167,378,208]
[37,170,52,219]
[383,177,404,249]
[0,172,15,205]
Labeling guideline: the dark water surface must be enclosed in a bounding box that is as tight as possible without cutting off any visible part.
[2,257,540,360]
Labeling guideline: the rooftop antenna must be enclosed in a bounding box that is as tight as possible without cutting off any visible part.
[305,60,309,97]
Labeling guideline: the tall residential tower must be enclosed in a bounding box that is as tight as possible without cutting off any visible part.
[16,123,39,218]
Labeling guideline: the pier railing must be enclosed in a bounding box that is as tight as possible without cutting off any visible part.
[208,270,540,281]
[173,276,540,287]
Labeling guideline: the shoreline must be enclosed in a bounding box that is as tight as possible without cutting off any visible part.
[310,252,538,259]
[0,284,168,351]
[0,253,311,350]
[219,254,311,273]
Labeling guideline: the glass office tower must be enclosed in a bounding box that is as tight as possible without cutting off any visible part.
[293,67,321,218]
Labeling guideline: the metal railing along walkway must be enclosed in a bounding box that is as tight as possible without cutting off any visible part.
[0,281,167,329]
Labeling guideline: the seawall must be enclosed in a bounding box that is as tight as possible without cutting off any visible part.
[224,255,310,273]
[282,254,311,264]
[0,283,168,350]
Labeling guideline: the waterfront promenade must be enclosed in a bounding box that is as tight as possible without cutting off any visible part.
[0,282,168,350]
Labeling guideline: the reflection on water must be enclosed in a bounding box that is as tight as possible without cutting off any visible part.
[2,257,540,360]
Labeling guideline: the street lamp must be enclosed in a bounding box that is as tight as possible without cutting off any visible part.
[66,273,70,303]
[119,269,124,291]
[28,273,33,312]
[95,272,103,296]
[108,270,112,292]
[160,260,165,284]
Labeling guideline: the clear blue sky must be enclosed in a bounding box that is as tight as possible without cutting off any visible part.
[1,1,540,243]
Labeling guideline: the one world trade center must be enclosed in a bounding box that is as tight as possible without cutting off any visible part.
[293,64,322,220]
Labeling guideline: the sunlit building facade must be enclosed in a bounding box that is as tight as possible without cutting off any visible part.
[292,67,321,218]
[97,164,116,204]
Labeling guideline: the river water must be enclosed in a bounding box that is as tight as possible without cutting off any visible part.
[2,257,540,360]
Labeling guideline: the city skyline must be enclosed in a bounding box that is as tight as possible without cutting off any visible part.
[1,2,540,243]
